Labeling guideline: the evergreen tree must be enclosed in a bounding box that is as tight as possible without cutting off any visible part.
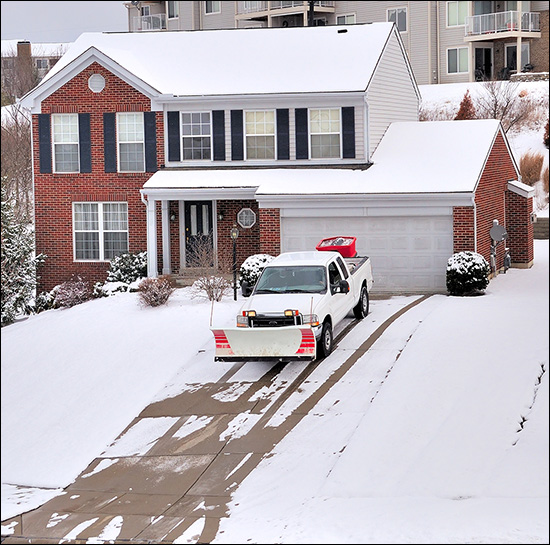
[1,177,44,326]
[454,90,476,120]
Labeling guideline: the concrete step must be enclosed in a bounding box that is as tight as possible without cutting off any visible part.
[534,216,549,239]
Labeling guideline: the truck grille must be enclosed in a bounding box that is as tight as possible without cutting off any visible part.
[250,314,302,327]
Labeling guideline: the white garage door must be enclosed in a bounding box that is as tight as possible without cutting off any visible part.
[281,216,453,293]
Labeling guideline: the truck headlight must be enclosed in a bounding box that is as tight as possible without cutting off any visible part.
[237,310,256,327]
[302,314,320,327]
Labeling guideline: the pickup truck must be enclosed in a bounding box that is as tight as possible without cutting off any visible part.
[211,248,374,363]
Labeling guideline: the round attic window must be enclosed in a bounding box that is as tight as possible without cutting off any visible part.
[237,208,256,229]
[88,74,105,93]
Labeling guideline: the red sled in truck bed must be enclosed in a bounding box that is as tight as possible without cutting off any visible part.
[315,236,357,258]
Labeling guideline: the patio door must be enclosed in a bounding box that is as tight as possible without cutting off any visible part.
[184,201,213,267]
[475,47,492,80]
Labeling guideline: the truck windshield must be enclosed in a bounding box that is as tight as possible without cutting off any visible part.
[254,266,327,294]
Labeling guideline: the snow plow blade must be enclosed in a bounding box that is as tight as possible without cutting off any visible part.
[211,326,316,362]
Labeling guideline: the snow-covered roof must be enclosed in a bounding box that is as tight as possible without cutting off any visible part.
[1,39,69,57]
[143,119,508,197]
[37,23,396,96]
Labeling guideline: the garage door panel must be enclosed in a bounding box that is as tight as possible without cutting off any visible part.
[281,215,453,293]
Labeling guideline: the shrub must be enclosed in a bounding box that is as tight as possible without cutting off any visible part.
[190,275,231,302]
[138,276,175,307]
[544,119,549,149]
[446,251,490,296]
[239,254,275,295]
[54,276,92,308]
[519,151,544,186]
[542,166,549,196]
[106,251,147,284]
[33,290,56,314]
[454,90,476,120]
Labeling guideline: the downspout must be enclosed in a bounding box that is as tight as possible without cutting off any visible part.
[364,94,370,162]
[436,1,441,83]
[473,195,478,253]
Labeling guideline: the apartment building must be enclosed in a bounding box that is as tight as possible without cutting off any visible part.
[124,1,549,84]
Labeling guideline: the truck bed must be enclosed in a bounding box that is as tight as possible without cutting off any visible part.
[344,255,370,275]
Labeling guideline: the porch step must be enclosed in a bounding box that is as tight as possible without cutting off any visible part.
[534,216,549,239]
[170,269,235,288]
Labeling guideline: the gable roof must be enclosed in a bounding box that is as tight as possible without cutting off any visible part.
[24,23,403,100]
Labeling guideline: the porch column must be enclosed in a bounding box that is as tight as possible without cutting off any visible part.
[146,197,158,278]
[161,200,172,275]
[516,1,523,72]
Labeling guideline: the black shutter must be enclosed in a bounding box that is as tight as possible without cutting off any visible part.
[78,113,92,173]
[295,108,308,160]
[144,111,157,172]
[342,106,356,159]
[167,111,180,162]
[276,109,290,160]
[231,110,244,161]
[212,110,225,161]
[103,113,116,173]
[38,114,51,174]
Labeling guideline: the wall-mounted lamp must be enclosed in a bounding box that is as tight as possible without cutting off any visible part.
[170,213,176,221]
[218,213,224,221]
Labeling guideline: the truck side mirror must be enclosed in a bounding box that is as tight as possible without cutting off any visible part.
[241,281,253,297]
[339,280,350,293]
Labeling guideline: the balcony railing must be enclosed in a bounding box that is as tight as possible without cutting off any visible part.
[465,11,540,36]
[131,14,166,32]
[237,1,334,15]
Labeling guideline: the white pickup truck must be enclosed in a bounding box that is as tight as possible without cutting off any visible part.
[211,247,374,363]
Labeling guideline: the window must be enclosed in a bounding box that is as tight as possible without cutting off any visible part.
[167,1,179,18]
[182,112,211,160]
[309,109,341,159]
[205,1,221,14]
[336,14,356,25]
[447,1,468,26]
[387,7,407,32]
[237,208,256,229]
[328,262,343,288]
[506,42,530,71]
[73,202,128,261]
[52,114,79,173]
[36,58,49,70]
[245,110,275,159]
[447,47,469,73]
[117,112,144,172]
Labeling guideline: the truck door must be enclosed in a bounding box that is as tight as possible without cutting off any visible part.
[327,261,351,323]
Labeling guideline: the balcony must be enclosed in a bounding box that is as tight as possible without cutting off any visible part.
[465,11,540,40]
[237,1,334,16]
[130,13,166,32]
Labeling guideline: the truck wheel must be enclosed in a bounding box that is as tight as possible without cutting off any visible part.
[353,285,369,320]
[318,321,333,358]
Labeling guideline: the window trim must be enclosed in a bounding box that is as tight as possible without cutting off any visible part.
[181,111,213,161]
[237,208,257,229]
[72,202,129,262]
[505,42,530,70]
[205,1,221,15]
[387,6,408,32]
[52,113,80,174]
[336,13,356,25]
[308,108,342,160]
[244,109,276,161]
[167,0,179,19]
[447,46,469,74]
[446,1,469,28]
[116,112,145,173]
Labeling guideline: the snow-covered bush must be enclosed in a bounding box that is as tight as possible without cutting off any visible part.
[239,254,274,296]
[138,276,175,307]
[54,277,93,308]
[446,251,490,296]
[190,275,231,302]
[106,251,147,284]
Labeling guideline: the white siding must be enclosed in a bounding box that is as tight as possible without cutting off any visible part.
[366,29,419,156]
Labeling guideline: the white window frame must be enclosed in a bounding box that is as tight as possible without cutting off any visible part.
[116,112,145,173]
[309,108,342,160]
[35,58,49,70]
[181,111,212,161]
[237,208,256,229]
[447,47,469,74]
[205,1,221,14]
[244,109,276,161]
[336,13,356,25]
[73,202,129,262]
[167,1,179,19]
[505,42,530,71]
[387,7,407,32]
[447,1,469,27]
[52,113,80,174]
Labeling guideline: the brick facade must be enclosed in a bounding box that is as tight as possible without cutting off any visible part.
[505,189,534,266]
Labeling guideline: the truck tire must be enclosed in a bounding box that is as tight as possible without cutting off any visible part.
[353,285,369,320]
[318,321,333,358]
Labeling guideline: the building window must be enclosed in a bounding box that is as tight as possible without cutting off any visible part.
[167,1,179,18]
[117,112,145,172]
[387,7,407,32]
[309,108,341,159]
[506,42,530,71]
[237,208,256,229]
[205,1,221,14]
[73,202,128,261]
[182,112,211,160]
[447,47,469,73]
[52,114,79,173]
[245,110,275,160]
[36,58,49,70]
[447,1,468,26]
[336,14,356,25]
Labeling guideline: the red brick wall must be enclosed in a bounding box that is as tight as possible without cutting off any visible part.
[259,208,281,256]
[453,206,475,252]
[505,190,534,265]
[34,63,163,291]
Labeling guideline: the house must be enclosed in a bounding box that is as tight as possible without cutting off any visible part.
[20,22,534,295]
[123,1,549,85]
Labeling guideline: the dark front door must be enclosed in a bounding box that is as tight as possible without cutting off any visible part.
[184,201,213,267]
[475,47,492,80]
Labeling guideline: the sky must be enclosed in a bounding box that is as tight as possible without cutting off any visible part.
[1,237,548,542]
[0,1,128,43]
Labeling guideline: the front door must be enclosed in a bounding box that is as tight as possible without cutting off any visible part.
[184,201,213,267]
[475,47,492,80]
